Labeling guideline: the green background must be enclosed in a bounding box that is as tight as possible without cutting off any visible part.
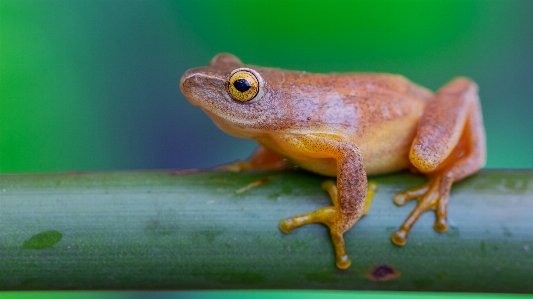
[1,0,532,298]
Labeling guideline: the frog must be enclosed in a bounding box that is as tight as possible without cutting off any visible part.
[179,53,486,269]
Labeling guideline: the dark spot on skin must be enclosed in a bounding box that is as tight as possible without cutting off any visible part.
[368,264,400,281]
[233,78,251,92]
[306,117,311,121]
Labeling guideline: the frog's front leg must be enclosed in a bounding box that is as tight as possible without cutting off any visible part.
[276,134,374,269]
[392,77,486,246]
[216,144,293,172]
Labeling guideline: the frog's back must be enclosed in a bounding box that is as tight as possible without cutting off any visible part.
[264,69,433,134]
[260,68,433,125]
[336,73,433,100]
[258,70,434,176]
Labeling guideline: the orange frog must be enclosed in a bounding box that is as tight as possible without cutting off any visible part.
[180,54,486,269]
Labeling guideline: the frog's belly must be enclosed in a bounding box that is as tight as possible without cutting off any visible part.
[357,120,416,175]
[288,142,411,177]
[272,121,416,177]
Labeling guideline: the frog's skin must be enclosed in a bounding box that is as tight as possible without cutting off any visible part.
[180,53,486,269]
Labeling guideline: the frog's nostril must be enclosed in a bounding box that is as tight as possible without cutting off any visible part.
[180,73,200,91]
[191,75,202,85]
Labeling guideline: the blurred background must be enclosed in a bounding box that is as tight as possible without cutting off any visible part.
[1,0,532,298]
[2,0,533,174]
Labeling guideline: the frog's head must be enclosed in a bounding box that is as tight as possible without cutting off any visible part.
[180,53,289,137]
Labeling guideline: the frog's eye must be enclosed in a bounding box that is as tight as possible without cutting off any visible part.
[227,68,264,102]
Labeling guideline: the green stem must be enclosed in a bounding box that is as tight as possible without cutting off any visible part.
[0,169,532,292]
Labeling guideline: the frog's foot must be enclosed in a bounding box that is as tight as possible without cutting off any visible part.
[391,173,453,246]
[279,180,377,269]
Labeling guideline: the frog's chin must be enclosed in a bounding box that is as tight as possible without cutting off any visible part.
[203,109,261,139]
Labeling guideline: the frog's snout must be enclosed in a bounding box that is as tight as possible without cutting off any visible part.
[180,70,230,109]
[180,70,199,92]
[180,71,205,105]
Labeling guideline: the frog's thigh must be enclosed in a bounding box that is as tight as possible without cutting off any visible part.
[277,134,368,269]
[410,77,485,175]
[432,98,485,223]
[392,78,486,245]
[410,77,481,172]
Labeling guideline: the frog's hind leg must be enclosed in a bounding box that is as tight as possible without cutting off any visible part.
[392,77,486,246]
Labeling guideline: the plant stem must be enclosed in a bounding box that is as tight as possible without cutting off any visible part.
[0,169,532,292]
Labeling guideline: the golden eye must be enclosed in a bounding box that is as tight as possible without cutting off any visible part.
[227,68,264,102]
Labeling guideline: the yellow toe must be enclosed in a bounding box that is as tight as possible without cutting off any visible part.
[279,219,294,234]
[391,230,408,246]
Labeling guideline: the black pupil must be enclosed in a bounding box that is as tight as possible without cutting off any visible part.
[233,78,251,92]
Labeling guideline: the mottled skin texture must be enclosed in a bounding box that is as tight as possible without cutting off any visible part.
[180,53,486,269]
